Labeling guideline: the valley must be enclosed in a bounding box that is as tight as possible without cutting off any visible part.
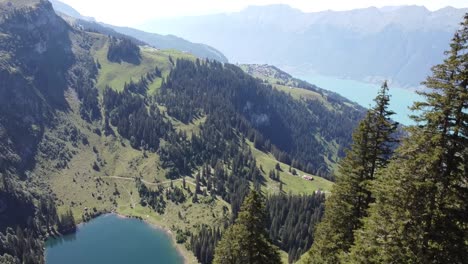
[0,1,466,264]
[43,39,339,263]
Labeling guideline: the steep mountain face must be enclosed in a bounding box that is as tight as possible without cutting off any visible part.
[0,0,98,176]
[49,0,228,63]
[141,5,468,88]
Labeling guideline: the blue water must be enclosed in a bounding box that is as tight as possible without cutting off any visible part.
[46,214,184,264]
[298,74,423,125]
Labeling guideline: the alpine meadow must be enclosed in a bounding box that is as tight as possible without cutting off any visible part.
[0,1,466,264]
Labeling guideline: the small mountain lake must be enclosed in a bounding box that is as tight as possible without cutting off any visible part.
[298,74,424,125]
[46,214,184,264]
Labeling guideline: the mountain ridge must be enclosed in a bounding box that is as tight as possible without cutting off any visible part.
[141,4,468,87]
[49,0,228,62]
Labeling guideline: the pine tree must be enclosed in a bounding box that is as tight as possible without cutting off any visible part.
[347,14,468,264]
[192,192,199,203]
[305,81,397,264]
[275,163,281,171]
[213,190,281,264]
[195,172,201,194]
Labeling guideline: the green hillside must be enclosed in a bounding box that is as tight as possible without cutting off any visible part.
[249,141,333,195]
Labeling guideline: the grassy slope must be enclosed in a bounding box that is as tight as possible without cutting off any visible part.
[239,64,326,104]
[91,33,194,93]
[250,141,333,195]
[174,116,206,136]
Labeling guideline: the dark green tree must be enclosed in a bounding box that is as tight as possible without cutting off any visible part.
[305,81,397,263]
[213,190,281,264]
[347,14,468,264]
[266,193,325,263]
[275,163,281,171]
[195,173,201,194]
[58,208,76,233]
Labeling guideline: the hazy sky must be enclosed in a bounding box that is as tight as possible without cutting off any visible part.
[58,0,468,26]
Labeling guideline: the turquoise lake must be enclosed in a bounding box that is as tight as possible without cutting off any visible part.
[46,214,184,264]
[298,74,424,125]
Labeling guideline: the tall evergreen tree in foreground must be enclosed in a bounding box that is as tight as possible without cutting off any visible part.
[305,81,398,263]
[213,190,281,264]
[346,14,468,264]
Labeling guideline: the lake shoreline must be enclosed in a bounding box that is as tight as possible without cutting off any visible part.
[295,73,423,125]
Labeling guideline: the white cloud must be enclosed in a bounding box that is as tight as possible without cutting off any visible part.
[58,0,468,26]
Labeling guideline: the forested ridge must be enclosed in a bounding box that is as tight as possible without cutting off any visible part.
[158,59,363,179]
[266,194,325,263]
[107,36,141,65]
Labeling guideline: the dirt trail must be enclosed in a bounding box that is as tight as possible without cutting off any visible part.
[102,176,196,187]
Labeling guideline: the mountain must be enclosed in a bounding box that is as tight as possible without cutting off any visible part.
[0,1,364,263]
[141,4,468,88]
[49,0,228,62]
[103,24,228,62]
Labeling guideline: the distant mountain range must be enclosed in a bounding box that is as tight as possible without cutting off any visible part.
[140,4,468,88]
[49,0,228,62]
